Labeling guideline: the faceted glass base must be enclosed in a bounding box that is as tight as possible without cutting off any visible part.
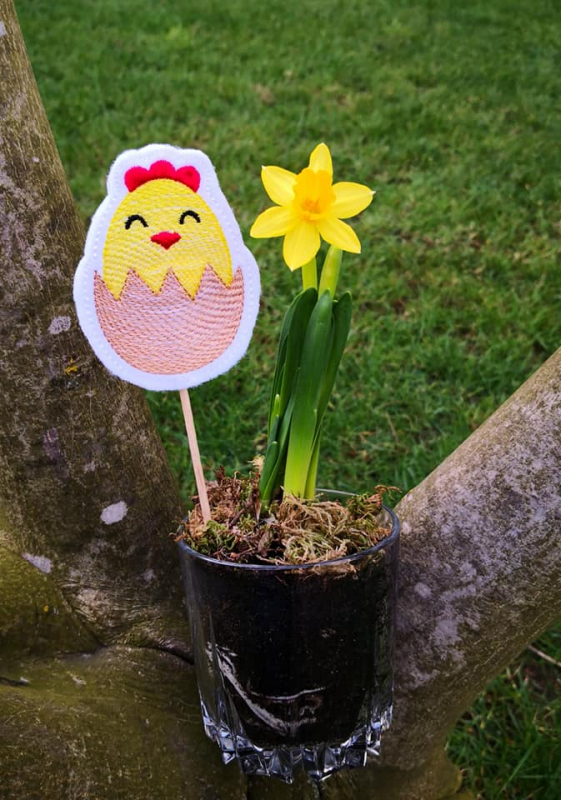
[201,698,393,784]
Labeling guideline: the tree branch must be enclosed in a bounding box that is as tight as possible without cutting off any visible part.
[324,345,561,798]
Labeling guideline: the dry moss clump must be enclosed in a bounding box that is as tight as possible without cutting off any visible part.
[176,469,395,565]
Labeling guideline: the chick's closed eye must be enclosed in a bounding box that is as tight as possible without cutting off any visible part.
[180,210,201,224]
[125,214,148,229]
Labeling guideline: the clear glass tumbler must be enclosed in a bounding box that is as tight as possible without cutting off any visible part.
[178,503,399,784]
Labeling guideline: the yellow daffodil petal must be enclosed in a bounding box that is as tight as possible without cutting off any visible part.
[331,182,375,219]
[250,206,298,238]
[308,143,332,177]
[317,216,361,253]
[283,220,321,270]
[261,165,297,206]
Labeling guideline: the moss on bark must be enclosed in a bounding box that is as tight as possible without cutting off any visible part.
[0,647,246,800]
[0,547,97,657]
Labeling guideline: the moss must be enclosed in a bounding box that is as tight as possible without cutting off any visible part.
[0,646,246,800]
[177,471,395,565]
[191,519,238,556]
[0,547,98,658]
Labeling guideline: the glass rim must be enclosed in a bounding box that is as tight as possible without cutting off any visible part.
[177,502,400,572]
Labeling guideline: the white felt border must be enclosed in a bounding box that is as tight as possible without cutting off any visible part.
[73,144,260,391]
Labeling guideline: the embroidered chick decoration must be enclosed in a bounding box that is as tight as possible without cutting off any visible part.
[74,145,260,391]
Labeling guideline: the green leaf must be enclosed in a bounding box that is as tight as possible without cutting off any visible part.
[303,425,322,498]
[260,383,298,505]
[261,288,317,505]
[278,288,317,414]
[303,292,353,496]
[269,394,281,440]
[316,291,352,426]
[267,288,317,434]
[284,290,334,496]
[259,439,280,505]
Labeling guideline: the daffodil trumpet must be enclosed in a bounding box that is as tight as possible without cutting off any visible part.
[252,143,373,506]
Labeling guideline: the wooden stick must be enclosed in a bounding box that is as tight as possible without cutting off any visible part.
[179,388,211,523]
[528,644,561,669]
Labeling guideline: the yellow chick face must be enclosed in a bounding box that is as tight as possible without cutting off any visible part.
[102,178,233,299]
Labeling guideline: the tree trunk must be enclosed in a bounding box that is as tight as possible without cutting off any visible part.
[1,2,559,798]
[0,0,187,655]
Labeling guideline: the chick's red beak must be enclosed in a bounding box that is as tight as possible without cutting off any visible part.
[151,231,181,250]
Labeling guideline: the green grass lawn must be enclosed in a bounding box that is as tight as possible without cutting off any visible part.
[15,0,561,795]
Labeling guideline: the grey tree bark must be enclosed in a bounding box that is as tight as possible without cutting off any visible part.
[1,1,558,798]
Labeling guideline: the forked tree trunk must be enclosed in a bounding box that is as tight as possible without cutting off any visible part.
[1,3,559,798]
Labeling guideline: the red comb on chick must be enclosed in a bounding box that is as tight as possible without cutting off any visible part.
[124,160,201,193]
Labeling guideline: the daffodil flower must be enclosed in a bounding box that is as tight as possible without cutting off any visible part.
[250,143,374,270]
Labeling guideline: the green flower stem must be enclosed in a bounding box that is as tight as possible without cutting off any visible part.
[318,246,342,297]
[301,257,318,291]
